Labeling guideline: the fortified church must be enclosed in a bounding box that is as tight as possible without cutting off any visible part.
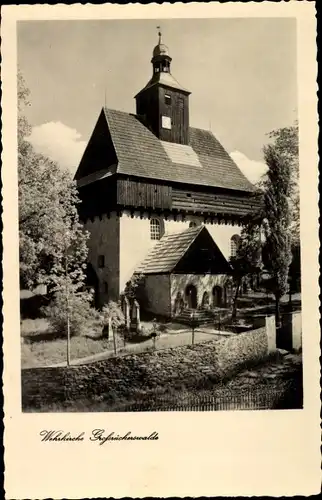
[74,32,260,317]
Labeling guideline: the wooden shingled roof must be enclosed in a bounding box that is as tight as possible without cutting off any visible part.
[103,108,254,192]
[76,107,254,193]
[136,225,230,274]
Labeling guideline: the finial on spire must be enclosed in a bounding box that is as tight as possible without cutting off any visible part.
[156,25,162,44]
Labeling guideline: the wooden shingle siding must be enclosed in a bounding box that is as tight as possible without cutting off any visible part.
[172,188,260,216]
[117,178,172,210]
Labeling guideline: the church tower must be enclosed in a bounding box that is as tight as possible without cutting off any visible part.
[135,30,191,145]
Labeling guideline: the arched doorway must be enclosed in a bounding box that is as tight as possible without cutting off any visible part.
[213,286,222,307]
[185,284,198,309]
[201,291,210,309]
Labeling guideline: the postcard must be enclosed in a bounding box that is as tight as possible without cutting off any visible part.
[2,2,320,498]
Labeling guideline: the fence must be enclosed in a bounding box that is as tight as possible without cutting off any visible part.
[111,386,297,412]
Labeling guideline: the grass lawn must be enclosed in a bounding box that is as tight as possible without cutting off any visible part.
[21,317,208,368]
[21,336,115,368]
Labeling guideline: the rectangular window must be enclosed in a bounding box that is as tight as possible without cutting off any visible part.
[161,115,171,129]
[165,94,171,105]
[98,255,105,268]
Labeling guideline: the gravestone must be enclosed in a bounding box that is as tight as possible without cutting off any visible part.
[266,314,276,354]
[122,295,131,330]
[130,299,141,333]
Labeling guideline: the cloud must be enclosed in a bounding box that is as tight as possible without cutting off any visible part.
[27,121,87,173]
[230,150,268,184]
[27,123,268,186]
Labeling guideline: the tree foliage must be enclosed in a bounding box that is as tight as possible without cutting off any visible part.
[18,70,89,291]
[124,272,146,301]
[230,220,262,320]
[18,71,93,358]
[262,144,293,324]
[102,301,125,329]
[267,122,299,243]
[42,290,102,338]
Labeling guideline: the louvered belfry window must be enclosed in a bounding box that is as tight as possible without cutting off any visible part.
[150,218,161,240]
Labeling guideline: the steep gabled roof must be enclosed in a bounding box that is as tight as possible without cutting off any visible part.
[104,108,254,192]
[136,225,231,274]
[75,107,255,193]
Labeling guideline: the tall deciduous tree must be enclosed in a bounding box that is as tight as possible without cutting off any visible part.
[262,144,292,326]
[18,70,89,291]
[18,71,91,363]
[267,122,299,243]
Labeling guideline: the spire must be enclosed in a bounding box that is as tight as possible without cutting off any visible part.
[157,26,162,45]
[152,27,171,74]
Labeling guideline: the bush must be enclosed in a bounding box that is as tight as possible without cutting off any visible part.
[124,273,146,301]
[41,290,103,338]
[101,300,125,329]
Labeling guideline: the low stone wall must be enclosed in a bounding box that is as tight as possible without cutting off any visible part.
[22,326,271,411]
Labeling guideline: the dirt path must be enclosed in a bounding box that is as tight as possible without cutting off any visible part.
[48,327,235,367]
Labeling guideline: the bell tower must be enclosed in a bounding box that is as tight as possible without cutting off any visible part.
[135,29,191,145]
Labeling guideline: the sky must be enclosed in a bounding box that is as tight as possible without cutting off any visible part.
[17,18,297,182]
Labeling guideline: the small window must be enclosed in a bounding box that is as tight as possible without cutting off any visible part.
[165,94,171,105]
[98,255,105,268]
[189,221,197,228]
[150,218,162,240]
[103,282,108,294]
[230,235,241,258]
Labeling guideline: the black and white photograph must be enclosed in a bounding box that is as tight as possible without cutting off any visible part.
[17,17,303,412]
[2,2,320,498]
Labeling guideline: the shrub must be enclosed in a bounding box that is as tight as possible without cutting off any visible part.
[101,300,125,329]
[41,290,103,338]
[124,273,146,301]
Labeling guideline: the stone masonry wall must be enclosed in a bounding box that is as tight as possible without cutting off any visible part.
[171,273,229,313]
[22,327,268,411]
[143,274,171,316]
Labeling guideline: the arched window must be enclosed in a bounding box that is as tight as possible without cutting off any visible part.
[189,221,197,228]
[150,218,164,240]
[213,286,222,307]
[230,235,241,258]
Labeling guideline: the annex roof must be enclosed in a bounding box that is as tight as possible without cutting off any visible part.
[136,226,203,274]
[136,225,230,274]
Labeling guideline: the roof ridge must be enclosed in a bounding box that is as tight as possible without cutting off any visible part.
[169,226,204,268]
[138,225,205,269]
[77,107,255,192]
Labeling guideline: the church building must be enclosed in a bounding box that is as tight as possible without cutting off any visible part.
[74,32,260,317]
